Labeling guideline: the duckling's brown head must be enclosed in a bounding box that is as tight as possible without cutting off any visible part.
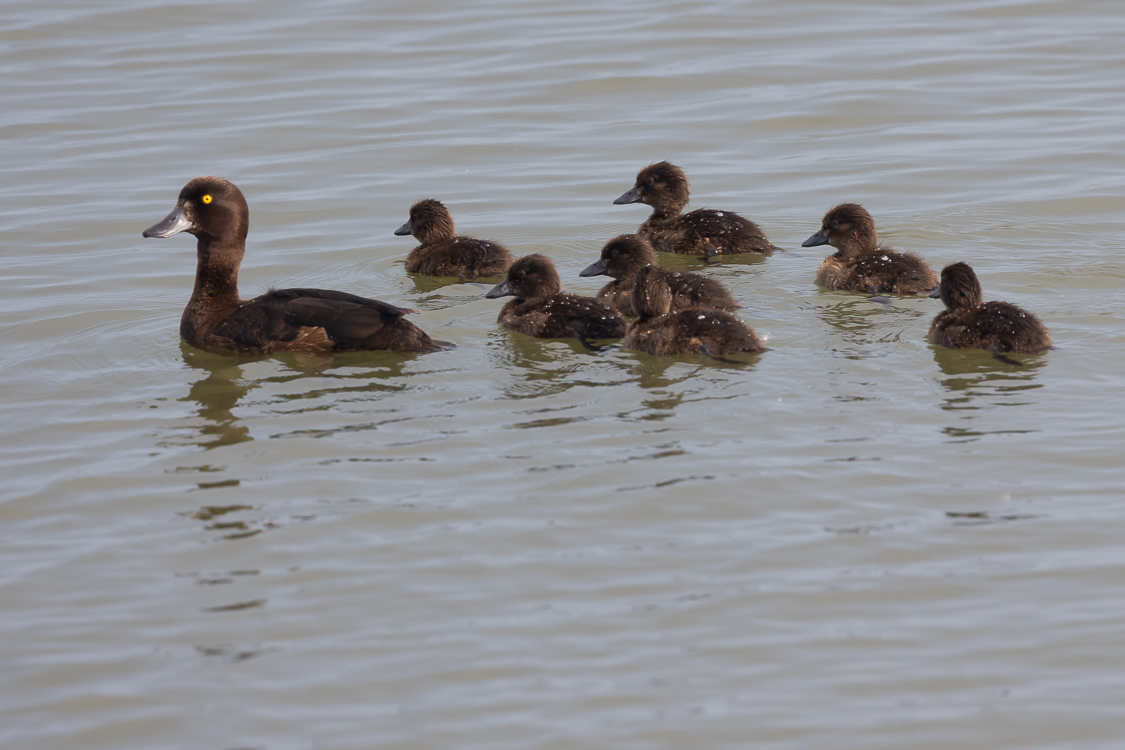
[802,203,877,256]
[934,262,983,310]
[395,199,455,244]
[143,176,249,245]
[579,234,657,280]
[485,254,561,301]
[631,265,673,318]
[614,161,690,215]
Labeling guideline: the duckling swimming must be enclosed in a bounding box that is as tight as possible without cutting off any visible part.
[485,254,625,340]
[929,262,1051,358]
[802,203,938,295]
[622,266,763,357]
[394,198,513,278]
[614,162,778,256]
[143,176,449,355]
[579,234,738,317]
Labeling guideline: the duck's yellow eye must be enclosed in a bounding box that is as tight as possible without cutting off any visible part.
[201,194,213,204]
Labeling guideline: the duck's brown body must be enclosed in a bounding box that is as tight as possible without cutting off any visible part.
[396,199,512,278]
[580,234,738,317]
[929,263,1051,353]
[145,176,447,355]
[615,162,777,256]
[487,254,624,339]
[621,266,762,356]
[803,203,938,295]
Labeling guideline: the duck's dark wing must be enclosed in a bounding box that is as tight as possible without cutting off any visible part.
[501,294,625,339]
[405,237,512,278]
[665,270,739,311]
[212,288,442,352]
[678,209,776,255]
[850,249,938,295]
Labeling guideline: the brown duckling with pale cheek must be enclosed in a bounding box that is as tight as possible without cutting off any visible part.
[579,234,738,317]
[395,198,513,278]
[614,162,779,256]
[929,262,1051,355]
[486,254,625,340]
[622,266,763,357]
[802,203,938,295]
[143,176,449,355]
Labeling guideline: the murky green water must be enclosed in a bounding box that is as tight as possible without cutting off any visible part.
[3,0,1125,747]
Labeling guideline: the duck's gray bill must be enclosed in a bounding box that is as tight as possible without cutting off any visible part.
[485,279,514,298]
[143,204,192,238]
[801,229,828,247]
[579,259,608,277]
[613,186,642,205]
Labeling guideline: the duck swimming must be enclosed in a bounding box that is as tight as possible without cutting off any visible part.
[614,161,778,256]
[485,254,625,340]
[143,176,449,355]
[622,266,763,357]
[802,203,938,295]
[579,234,738,317]
[394,198,513,278]
[929,262,1051,356]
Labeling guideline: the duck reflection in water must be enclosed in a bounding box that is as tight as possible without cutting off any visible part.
[933,346,1045,441]
[180,344,416,448]
[180,344,256,449]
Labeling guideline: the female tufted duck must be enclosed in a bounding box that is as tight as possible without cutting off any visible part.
[579,234,738,316]
[143,176,449,355]
[394,198,513,278]
[802,203,938,295]
[622,266,763,357]
[929,262,1051,355]
[614,162,778,256]
[485,254,625,340]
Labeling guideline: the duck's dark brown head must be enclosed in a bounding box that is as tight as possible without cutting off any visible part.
[579,234,657,280]
[143,176,249,246]
[802,203,877,257]
[485,254,561,301]
[395,198,455,244]
[631,265,673,319]
[934,262,983,310]
[614,161,690,215]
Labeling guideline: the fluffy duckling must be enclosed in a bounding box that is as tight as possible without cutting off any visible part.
[143,177,448,355]
[802,203,938,295]
[929,262,1051,356]
[579,234,738,317]
[614,161,778,256]
[395,198,513,278]
[485,254,625,340]
[622,266,763,357]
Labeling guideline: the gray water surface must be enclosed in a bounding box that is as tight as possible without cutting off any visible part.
[3,1,1125,748]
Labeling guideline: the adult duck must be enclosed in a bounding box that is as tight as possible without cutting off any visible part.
[143,176,448,355]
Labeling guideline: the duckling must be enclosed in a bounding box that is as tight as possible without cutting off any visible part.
[485,254,625,340]
[622,266,763,357]
[929,262,1051,358]
[143,176,449,355]
[579,234,738,316]
[802,203,938,295]
[614,161,778,256]
[394,198,513,278]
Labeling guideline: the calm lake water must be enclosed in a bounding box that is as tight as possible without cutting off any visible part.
[3,0,1125,747]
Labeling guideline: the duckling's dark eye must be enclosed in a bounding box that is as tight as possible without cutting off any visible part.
[829,221,839,229]
[201,194,213,205]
